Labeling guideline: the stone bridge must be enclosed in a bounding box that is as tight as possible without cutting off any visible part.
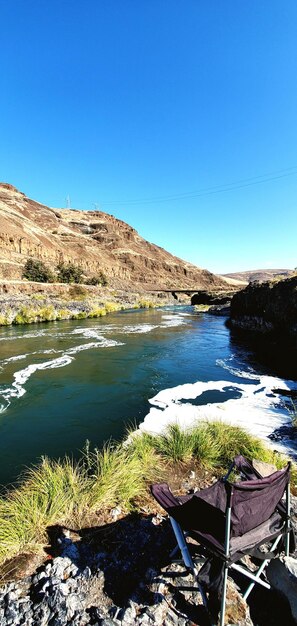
[151,289,237,305]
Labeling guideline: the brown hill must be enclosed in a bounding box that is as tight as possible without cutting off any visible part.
[223,269,294,284]
[0,183,228,291]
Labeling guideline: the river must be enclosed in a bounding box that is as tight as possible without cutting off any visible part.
[0,306,296,486]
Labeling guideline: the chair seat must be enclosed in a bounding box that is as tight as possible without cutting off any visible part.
[188,509,285,562]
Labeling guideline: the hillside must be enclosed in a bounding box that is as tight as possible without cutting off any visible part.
[0,183,229,291]
[223,269,294,283]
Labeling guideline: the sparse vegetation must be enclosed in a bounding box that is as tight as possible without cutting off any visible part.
[86,272,108,287]
[0,421,295,567]
[104,302,120,313]
[22,258,55,283]
[138,299,155,308]
[68,285,88,299]
[0,299,125,326]
[88,307,107,318]
[56,262,84,284]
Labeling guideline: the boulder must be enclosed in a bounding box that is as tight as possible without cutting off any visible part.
[266,556,297,622]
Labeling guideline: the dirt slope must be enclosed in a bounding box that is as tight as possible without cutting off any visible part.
[0,183,229,291]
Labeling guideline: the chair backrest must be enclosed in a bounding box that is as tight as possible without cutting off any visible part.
[230,464,290,537]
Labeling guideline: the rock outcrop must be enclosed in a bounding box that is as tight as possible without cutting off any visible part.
[228,276,297,378]
[0,183,229,292]
[229,276,297,339]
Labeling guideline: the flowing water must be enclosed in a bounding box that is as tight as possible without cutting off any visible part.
[0,306,296,486]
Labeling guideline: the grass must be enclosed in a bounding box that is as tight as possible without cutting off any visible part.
[138,299,155,308]
[0,421,295,567]
[0,301,124,326]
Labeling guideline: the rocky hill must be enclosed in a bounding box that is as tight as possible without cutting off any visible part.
[0,183,229,291]
[223,269,294,283]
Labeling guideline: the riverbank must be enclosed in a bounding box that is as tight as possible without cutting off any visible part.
[0,281,178,326]
[0,422,296,625]
[0,421,296,570]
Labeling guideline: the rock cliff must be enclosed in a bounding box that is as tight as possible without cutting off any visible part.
[229,276,297,378]
[0,183,228,291]
[230,275,297,338]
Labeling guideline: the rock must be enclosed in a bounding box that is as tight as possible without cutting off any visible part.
[110,506,122,520]
[266,556,297,621]
[252,459,277,477]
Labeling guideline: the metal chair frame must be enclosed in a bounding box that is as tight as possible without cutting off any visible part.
[167,462,291,626]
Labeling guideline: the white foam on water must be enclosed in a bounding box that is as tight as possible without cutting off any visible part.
[66,339,124,355]
[0,334,124,413]
[139,374,297,455]
[121,324,158,334]
[1,353,29,365]
[0,355,73,412]
[161,315,187,328]
[216,356,262,381]
[71,328,103,339]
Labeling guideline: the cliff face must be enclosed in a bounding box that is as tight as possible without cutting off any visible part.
[230,276,297,337]
[0,183,228,291]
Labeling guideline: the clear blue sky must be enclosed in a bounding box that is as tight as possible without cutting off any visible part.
[1,1,297,273]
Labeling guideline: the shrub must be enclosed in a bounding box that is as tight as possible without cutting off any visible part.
[88,307,107,318]
[104,302,120,313]
[56,262,83,284]
[37,305,56,322]
[86,272,108,287]
[73,311,88,320]
[138,299,154,309]
[22,258,55,283]
[68,285,88,299]
[0,311,13,326]
[14,306,39,324]
[56,308,72,320]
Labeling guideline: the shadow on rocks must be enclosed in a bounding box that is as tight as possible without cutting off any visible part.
[46,513,175,607]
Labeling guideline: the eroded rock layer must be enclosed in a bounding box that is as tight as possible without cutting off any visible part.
[0,183,228,291]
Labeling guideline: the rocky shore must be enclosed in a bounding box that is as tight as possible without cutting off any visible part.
[0,489,296,626]
[0,281,177,326]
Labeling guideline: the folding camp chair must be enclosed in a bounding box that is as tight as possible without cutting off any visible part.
[151,455,293,626]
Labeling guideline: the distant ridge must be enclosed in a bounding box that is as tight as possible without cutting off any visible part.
[222,269,294,284]
[0,183,229,291]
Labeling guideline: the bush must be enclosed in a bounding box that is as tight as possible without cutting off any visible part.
[86,272,108,287]
[89,307,107,318]
[57,262,83,284]
[138,299,155,309]
[22,258,55,283]
[68,285,87,299]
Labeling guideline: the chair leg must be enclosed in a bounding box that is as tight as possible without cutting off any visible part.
[170,517,194,569]
[285,480,291,556]
[169,517,209,612]
[220,564,228,626]
[242,533,282,600]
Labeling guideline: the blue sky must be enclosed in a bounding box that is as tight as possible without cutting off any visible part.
[1,1,296,273]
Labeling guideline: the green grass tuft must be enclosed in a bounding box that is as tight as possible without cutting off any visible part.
[0,421,295,567]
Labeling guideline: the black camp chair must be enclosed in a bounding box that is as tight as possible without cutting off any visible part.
[151,455,293,626]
